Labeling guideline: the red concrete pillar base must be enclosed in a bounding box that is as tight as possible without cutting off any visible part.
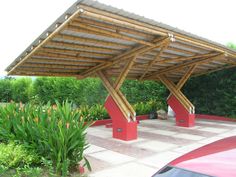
[104,96,137,141]
[167,95,195,127]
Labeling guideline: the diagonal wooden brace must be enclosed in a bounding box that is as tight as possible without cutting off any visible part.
[97,71,131,122]
[158,74,195,127]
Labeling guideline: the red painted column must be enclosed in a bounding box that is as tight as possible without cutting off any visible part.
[167,95,195,127]
[104,96,137,141]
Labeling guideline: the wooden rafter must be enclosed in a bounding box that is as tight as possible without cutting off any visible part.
[145,53,223,79]
[74,18,154,39]
[40,47,113,58]
[55,33,130,49]
[69,22,155,46]
[167,65,197,100]
[97,71,131,121]
[139,40,170,80]
[80,37,169,77]
[79,5,236,58]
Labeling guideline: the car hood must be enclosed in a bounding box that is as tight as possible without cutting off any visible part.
[169,136,236,177]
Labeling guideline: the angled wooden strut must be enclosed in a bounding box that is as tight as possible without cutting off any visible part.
[97,56,137,122]
[158,74,195,114]
[167,65,197,100]
[81,37,169,77]
[139,40,170,80]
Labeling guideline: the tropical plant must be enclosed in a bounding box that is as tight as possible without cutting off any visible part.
[0,101,92,176]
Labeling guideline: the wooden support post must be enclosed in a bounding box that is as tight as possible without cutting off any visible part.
[97,56,138,141]
[167,65,197,100]
[158,74,195,127]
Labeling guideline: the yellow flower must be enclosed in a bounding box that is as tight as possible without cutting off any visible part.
[66,122,70,129]
[34,117,39,123]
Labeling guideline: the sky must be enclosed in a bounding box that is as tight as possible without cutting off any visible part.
[0,0,235,77]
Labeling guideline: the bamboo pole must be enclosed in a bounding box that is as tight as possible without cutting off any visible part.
[55,34,130,49]
[70,22,155,46]
[79,5,236,58]
[41,47,114,58]
[81,37,168,77]
[145,54,223,79]
[8,8,85,75]
[139,40,170,80]
[158,75,194,113]
[97,71,131,121]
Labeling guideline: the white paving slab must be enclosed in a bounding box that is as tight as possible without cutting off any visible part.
[90,162,157,177]
[173,143,204,153]
[151,129,177,136]
[135,141,177,152]
[85,145,106,154]
[217,130,236,137]
[88,150,135,165]
[176,133,205,140]
[198,127,228,133]
[139,151,181,169]
[87,129,112,138]
[198,136,224,144]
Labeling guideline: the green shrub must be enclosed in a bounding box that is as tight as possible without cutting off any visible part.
[79,104,108,121]
[0,142,39,169]
[0,101,91,176]
[133,100,165,115]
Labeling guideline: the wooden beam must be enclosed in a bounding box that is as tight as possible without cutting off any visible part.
[97,71,131,121]
[8,7,84,75]
[47,41,121,53]
[80,37,169,77]
[139,40,170,80]
[75,18,154,39]
[79,5,236,58]
[30,58,97,66]
[158,75,194,113]
[193,64,236,78]
[42,47,113,58]
[12,71,79,77]
[135,52,217,68]
[79,6,166,36]
[167,65,197,100]
[69,22,155,46]
[23,62,90,69]
[145,53,223,79]
[113,56,137,90]
[56,33,130,49]
[34,52,109,63]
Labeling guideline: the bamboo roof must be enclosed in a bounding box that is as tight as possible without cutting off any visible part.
[6,0,236,82]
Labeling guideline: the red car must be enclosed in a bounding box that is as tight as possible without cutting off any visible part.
[152,136,236,177]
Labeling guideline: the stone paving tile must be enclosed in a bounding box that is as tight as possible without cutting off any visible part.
[140,121,218,137]
[196,122,236,130]
[84,144,106,155]
[176,133,205,141]
[135,141,177,152]
[138,130,195,146]
[147,129,177,136]
[88,150,135,165]
[217,130,236,137]
[90,162,157,177]
[173,143,205,153]
[87,135,155,158]
[198,136,225,145]
[198,127,229,133]
[87,128,112,138]
[139,151,182,169]
[85,155,111,173]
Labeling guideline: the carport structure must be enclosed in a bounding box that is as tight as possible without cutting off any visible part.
[6,0,236,141]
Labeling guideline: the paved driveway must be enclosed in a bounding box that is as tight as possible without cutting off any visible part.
[85,118,236,177]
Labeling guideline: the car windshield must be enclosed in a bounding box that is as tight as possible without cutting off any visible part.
[152,166,215,177]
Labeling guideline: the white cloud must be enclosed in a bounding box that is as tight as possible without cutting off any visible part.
[0,0,235,76]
